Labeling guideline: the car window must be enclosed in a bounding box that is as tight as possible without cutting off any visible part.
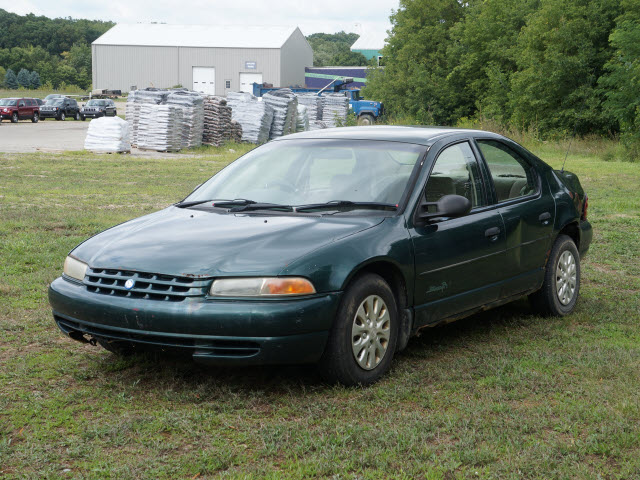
[476,140,537,202]
[19,101,25,107]
[425,142,486,208]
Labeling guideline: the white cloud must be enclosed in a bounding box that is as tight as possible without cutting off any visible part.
[0,0,396,35]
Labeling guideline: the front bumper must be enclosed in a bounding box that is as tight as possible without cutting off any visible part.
[40,111,60,118]
[81,111,104,118]
[49,276,341,365]
[0,112,14,119]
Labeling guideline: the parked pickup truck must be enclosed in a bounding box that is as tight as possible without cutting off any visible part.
[0,97,40,123]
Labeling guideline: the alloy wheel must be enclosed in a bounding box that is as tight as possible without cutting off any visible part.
[556,250,577,305]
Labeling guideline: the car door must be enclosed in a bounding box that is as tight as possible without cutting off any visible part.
[474,138,556,296]
[18,99,27,119]
[409,140,507,327]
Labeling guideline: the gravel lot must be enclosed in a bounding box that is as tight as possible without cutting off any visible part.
[0,118,89,152]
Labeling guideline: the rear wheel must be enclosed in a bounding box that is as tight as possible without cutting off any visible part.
[74,111,80,120]
[529,234,581,316]
[32,112,39,123]
[318,273,398,386]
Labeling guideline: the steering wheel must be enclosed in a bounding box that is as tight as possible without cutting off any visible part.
[265,179,296,193]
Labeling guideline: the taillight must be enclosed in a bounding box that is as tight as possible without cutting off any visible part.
[581,194,589,221]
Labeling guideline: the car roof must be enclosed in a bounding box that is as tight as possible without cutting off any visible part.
[274,125,505,147]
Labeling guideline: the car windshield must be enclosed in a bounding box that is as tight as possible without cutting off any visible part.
[49,99,65,106]
[0,99,17,106]
[44,95,62,100]
[184,139,425,208]
[86,100,107,106]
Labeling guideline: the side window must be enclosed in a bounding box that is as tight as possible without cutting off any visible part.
[425,142,486,208]
[477,140,537,202]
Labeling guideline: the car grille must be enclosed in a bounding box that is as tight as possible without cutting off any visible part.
[84,268,210,302]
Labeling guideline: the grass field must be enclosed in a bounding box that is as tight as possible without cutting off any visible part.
[0,140,639,479]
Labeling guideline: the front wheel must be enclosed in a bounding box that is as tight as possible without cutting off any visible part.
[529,234,581,316]
[81,115,86,121]
[11,112,18,123]
[59,112,66,121]
[357,114,375,126]
[318,273,398,386]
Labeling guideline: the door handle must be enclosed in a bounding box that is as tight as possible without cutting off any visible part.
[485,227,501,239]
[539,212,551,224]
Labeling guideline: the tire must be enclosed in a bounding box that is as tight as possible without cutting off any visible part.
[357,114,375,126]
[74,111,80,121]
[11,112,18,123]
[81,115,86,121]
[60,112,66,121]
[318,273,398,386]
[529,234,581,316]
[32,112,39,123]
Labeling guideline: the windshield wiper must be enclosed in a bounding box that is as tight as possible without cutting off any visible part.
[174,198,255,208]
[228,202,294,213]
[295,200,398,213]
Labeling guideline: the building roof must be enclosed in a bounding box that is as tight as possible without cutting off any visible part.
[350,30,388,51]
[92,24,302,49]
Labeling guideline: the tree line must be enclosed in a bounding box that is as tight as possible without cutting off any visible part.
[0,8,113,90]
[364,0,640,156]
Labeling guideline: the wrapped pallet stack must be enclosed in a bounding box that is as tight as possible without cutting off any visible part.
[227,92,274,144]
[230,120,243,143]
[84,116,131,153]
[321,93,349,128]
[263,89,298,139]
[136,104,183,152]
[203,96,234,147]
[296,105,309,132]
[297,93,326,130]
[166,90,204,149]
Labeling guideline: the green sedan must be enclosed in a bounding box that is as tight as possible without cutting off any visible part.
[49,126,592,385]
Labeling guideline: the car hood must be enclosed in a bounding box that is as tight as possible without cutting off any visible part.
[72,206,385,277]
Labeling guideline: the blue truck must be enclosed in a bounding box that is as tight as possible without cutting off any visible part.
[252,77,383,125]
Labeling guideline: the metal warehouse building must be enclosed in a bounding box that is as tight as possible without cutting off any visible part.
[91,24,313,95]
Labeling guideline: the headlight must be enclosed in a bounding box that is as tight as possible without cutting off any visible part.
[209,277,316,297]
[63,256,88,281]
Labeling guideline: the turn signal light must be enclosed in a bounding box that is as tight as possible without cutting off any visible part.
[262,278,316,295]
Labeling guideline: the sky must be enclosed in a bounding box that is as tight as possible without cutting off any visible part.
[0,0,396,37]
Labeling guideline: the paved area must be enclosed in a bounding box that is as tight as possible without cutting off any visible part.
[0,118,89,152]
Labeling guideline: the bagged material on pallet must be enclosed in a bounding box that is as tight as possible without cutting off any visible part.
[296,93,323,122]
[310,120,328,131]
[230,120,243,143]
[166,90,204,148]
[227,92,274,144]
[84,116,131,153]
[263,89,298,139]
[126,88,171,147]
[296,104,309,132]
[321,93,349,127]
[136,104,183,151]
[203,96,233,146]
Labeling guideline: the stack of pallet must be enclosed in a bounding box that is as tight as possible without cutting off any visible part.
[296,93,325,130]
[263,89,298,139]
[296,105,309,132]
[203,96,233,146]
[166,90,204,149]
[321,93,349,128]
[230,120,243,143]
[227,92,274,144]
[126,89,170,147]
[136,104,183,152]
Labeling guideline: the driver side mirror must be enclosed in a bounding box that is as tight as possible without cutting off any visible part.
[415,194,472,225]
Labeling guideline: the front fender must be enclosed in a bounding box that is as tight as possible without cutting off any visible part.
[278,216,414,296]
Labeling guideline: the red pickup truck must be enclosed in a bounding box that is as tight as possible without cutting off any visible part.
[0,97,40,123]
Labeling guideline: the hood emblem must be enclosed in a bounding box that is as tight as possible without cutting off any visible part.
[124,279,135,290]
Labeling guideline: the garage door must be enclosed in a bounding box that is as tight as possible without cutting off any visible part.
[193,67,215,95]
[239,73,263,94]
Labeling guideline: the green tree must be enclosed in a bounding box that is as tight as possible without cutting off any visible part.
[307,32,367,66]
[29,70,41,89]
[508,0,621,134]
[600,0,640,158]
[4,68,18,89]
[17,67,31,88]
[0,65,5,87]
[363,0,466,124]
